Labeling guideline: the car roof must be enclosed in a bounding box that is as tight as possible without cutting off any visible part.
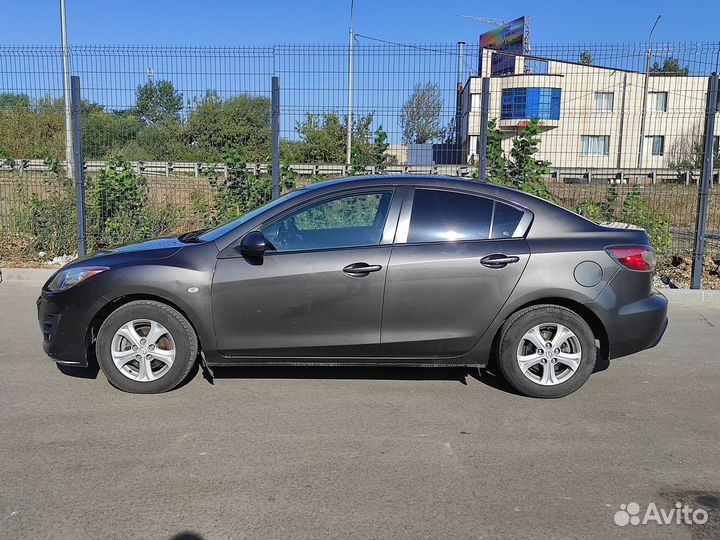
[303,175,484,192]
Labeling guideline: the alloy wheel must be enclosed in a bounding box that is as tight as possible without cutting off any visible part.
[515,323,582,386]
[110,319,176,382]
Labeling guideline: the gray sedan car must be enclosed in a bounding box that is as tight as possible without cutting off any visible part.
[38,176,668,397]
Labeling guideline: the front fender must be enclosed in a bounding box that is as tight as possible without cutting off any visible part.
[81,244,219,353]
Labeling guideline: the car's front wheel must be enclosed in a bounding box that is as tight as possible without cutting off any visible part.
[496,305,596,398]
[96,300,198,393]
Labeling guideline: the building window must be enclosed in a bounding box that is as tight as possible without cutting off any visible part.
[501,87,561,120]
[581,135,610,156]
[525,59,549,74]
[714,136,719,158]
[594,92,614,112]
[648,91,668,112]
[645,135,665,156]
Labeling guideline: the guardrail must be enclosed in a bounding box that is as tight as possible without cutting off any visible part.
[0,158,715,184]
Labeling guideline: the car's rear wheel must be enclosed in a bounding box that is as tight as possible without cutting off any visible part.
[96,300,198,393]
[496,305,596,398]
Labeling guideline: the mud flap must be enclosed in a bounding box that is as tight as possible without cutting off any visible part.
[199,351,215,384]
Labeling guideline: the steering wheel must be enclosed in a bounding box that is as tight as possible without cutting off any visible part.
[275,218,304,250]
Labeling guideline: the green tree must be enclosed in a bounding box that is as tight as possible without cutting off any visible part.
[486,119,507,184]
[650,57,689,76]
[506,119,552,199]
[0,93,31,110]
[400,82,444,144]
[287,112,375,164]
[480,118,552,200]
[372,125,391,172]
[134,80,183,125]
[82,106,142,160]
[579,51,593,65]
[186,92,272,163]
[0,96,65,161]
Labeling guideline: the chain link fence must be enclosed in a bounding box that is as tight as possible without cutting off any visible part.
[1,42,719,283]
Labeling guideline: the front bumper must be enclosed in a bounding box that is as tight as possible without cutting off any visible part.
[37,285,108,366]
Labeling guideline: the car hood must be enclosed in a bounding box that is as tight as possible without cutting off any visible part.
[67,237,187,267]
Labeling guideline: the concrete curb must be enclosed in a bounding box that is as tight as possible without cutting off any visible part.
[661,288,720,305]
[0,268,55,284]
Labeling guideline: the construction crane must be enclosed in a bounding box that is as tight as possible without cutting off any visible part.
[458,15,506,27]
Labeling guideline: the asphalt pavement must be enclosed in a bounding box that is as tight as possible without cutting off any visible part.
[1,280,718,540]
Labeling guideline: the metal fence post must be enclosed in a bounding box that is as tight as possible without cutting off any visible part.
[691,72,719,289]
[477,77,490,182]
[70,75,86,256]
[271,76,281,199]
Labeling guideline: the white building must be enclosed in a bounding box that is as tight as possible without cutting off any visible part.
[460,49,719,171]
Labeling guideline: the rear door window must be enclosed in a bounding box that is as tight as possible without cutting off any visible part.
[407,189,493,243]
[407,189,525,243]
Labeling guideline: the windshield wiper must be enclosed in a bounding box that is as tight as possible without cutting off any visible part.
[177,229,206,243]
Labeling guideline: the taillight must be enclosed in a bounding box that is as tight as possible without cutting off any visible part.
[606,246,656,271]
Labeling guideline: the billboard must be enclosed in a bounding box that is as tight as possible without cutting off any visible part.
[478,16,530,75]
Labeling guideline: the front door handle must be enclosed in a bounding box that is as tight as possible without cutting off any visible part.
[480,254,520,269]
[343,262,383,277]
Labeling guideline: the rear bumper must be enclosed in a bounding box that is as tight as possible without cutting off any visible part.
[590,287,669,359]
[37,285,108,367]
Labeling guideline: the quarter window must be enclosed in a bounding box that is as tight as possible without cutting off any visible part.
[262,191,393,252]
[491,203,524,239]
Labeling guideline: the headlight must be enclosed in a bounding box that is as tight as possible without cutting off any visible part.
[46,266,109,292]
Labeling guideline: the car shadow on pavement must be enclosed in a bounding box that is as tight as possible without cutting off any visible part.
[53,347,610,397]
[212,364,473,384]
[212,364,535,395]
[170,533,205,540]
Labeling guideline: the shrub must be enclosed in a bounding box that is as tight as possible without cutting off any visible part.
[621,188,672,257]
[11,158,79,257]
[85,157,149,248]
[574,186,618,222]
[481,118,554,201]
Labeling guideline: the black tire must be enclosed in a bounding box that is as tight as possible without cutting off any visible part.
[96,300,198,394]
[496,305,596,398]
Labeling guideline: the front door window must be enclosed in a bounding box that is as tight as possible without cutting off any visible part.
[262,191,393,252]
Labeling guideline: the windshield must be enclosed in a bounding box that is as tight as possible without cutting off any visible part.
[197,189,308,242]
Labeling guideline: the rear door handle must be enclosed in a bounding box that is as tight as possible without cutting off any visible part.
[480,254,520,268]
[343,262,383,277]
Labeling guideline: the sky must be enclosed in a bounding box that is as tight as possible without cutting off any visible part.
[2,0,720,47]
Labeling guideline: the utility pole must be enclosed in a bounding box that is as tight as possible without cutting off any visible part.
[691,73,719,289]
[637,14,662,169]
[345,0,355,166]
[455,41,466,149]
[60,0,74,180]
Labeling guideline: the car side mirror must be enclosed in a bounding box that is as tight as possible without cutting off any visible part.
[239,231,267,261]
